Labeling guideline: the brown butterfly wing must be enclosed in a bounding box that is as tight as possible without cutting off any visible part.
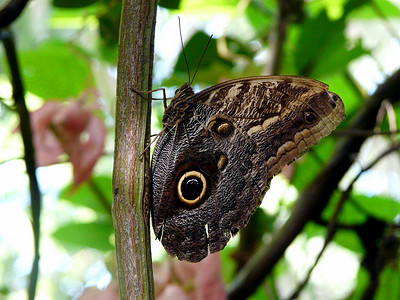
[151,76,345,262]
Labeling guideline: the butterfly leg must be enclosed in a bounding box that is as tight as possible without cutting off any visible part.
[130,87,169,108]
[138,127,167,161]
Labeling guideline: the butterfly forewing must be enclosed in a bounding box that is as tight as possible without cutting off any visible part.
[151,75,345,262]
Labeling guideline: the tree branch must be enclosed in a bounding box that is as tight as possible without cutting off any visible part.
[111,0,157,299]
[88,177,112,216]
[288,142,400,299]
[1,29,42,300]
[0,0,30,29]
[227,69,400,299]
[264,0,304,75]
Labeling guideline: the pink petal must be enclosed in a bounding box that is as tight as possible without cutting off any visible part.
[17,98,106,180]
[158,284,190,300]
[153,261,172,296]
[29,102,65,166]
[33,129,63,166]
[30,102,63,132]
[77,281,118,300]
[194,254,226,300]
[70,115,106,186]
[53,101,91,135]
[173,259,197,287]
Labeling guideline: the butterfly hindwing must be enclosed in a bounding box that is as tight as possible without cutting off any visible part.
[151,76,345,262]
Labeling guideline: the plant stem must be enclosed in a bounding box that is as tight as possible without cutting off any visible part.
[2,30,42,300]
[112,0,157,299]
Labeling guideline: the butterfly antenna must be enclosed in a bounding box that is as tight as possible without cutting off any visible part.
[191,34,213,85]
[178,17,191,84]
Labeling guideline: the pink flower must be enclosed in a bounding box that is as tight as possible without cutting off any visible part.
[154,254,227,300]
[27,91,106,186]
[77,281,118,300]
[77,254,226,299]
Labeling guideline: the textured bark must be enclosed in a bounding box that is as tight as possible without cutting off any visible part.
[112,0,157,299]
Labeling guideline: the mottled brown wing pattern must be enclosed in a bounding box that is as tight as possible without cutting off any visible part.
[151,76,345,262]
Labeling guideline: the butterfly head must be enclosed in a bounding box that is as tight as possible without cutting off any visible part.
[174,82,194,98]
[161,83,196,129]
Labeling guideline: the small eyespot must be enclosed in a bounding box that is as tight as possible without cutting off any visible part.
[208,117,233,137]
[177,171,207,206]
[304,110,317,124]
[328,92,340,108]
[216,123,232,135]
[328,98,337,108]
[231,227,239,236]
[217,154,228,170]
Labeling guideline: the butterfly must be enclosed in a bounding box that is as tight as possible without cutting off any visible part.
[150,74,345,262]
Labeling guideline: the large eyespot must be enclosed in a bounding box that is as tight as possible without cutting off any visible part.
[177,171,207,206]
[208,117,234,137]
[304,110,318,124]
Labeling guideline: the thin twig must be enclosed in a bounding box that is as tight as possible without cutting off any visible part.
[287,142,400,299]
[0,0,30,29]
[335,128,400,137]
[2,29,42,300]
[370,0,400,44]
[264,0,290,75]
[87,177,112,216]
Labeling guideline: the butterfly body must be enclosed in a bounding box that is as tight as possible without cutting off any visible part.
[162,83,195,129]
[151,76,345,262]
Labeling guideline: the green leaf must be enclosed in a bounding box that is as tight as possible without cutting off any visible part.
[248,286,269,300]
[158,0,181,9]
[178,0,238,15]
[352,194,400,222]
[333,229,364,254]
[322,191,368,225]
[225,37,257,59]
[53,0,99,8]
[98,3,121,48]
[308,0,348,20]
[294,11,343,75]
[52,221,114,251]
[59,176,112,215]
[294,10,367,77]
[349,0,400,19]
[163,31,233,86]
[174,31,231,77]
[244,1,274,38]
[347,267,369,300]
[310,40,368,78]
[220,245,238,283]
[375,267,400,300]
[343,0,371,17]
[305,222,327,239]
[305,222,364,254]
[291,137,337,190]
[20,41,90,99]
